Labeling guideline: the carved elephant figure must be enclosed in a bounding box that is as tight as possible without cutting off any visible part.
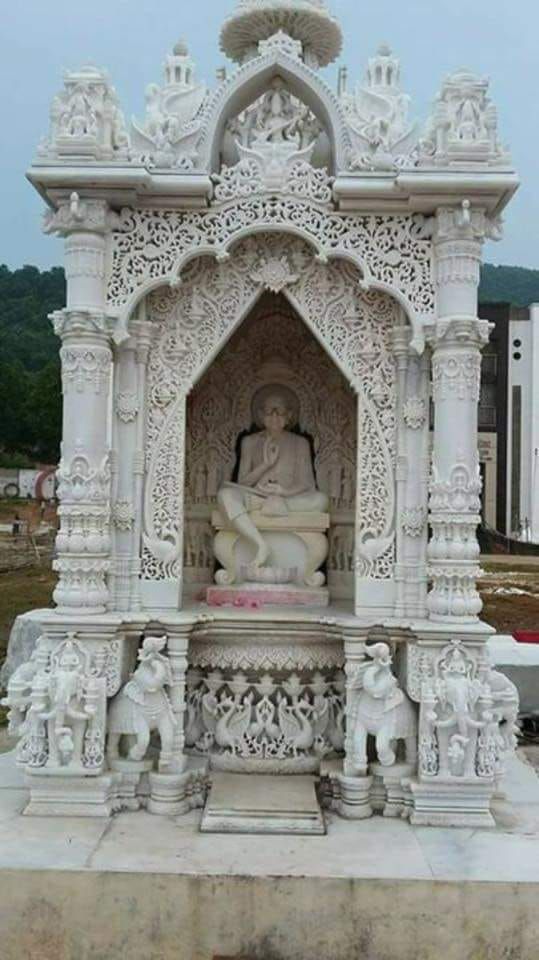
[107,636,177,770]
[350,643,417,775]
[487,668,520,753]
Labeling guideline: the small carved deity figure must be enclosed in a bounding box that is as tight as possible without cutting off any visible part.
[62,87,97,138]
[253,79,301,145]
[144,83,165,140]
[107,635,177,771]
[217,388,329,567]
[350,642,417,775]
[40,643,96,768]
[457,97,482,142]
[1,636,49,737]
[430,644,485,778]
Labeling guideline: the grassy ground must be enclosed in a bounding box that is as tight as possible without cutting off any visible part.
[0,565,56,666]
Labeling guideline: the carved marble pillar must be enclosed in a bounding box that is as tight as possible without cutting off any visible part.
[110,315,153,611]
[400,349,430,617]
[392,325,411,618]
[165,625,190,774]
[427,205,494,622]
[46,195,122,614]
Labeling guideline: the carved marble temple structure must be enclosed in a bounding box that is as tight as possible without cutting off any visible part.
[5,0,522,831]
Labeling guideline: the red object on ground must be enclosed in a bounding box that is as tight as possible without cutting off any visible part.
[513,631,539,644]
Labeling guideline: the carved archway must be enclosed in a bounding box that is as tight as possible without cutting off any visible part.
[183,293,358,600]
[137,232,404,611]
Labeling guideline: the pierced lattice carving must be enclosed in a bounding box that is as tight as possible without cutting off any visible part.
[141,234,399,583]
[108,202,434,317]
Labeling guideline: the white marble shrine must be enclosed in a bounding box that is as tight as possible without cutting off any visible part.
[4,0,522,829]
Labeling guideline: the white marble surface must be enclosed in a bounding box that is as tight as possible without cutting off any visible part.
[1,751,539,882]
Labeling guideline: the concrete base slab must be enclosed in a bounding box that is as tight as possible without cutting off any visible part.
[1,751,539,958]
[200,772,326,835]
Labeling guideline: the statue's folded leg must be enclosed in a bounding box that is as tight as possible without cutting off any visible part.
[217,487,269,567]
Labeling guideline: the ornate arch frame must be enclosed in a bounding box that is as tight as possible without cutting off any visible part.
[109,220,432,617]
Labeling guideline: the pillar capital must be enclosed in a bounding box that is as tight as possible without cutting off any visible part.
[43,192,121,237]
[430,203,502,319]
[427,315,493,350]
[50,308,128,346]
[432,201,502,247]
[391,325,412,361]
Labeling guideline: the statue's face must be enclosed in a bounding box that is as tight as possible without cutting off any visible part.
[262,397,289,435]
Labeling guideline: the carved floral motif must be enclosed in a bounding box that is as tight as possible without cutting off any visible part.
[401,506,427,538]
[112,499,136,532]
[402,396,426,430]
[115,391,140,423]
[252,256,299,292]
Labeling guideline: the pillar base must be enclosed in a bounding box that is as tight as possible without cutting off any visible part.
[410,778,495,828]
[148,772,192,816]
[24,772,116,818]
[336,774,373,820]
[371,763,415,819]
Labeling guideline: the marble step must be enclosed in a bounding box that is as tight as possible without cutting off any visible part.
[200,772,326,835]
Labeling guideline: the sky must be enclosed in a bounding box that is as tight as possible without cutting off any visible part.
[1,0,538,272]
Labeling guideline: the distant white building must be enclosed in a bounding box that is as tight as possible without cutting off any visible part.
[508,304,539,542]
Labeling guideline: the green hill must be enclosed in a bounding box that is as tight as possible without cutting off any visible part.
[0,260,538,466]
[0,264,65,465]
[479,263,539,307]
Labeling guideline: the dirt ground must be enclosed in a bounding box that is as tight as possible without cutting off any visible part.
[480,562,539,634]
[0,498,57,532]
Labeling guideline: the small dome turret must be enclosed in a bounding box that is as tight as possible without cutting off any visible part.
[164,39,196,89]
[366,44,401,92]
[173,39,190,57]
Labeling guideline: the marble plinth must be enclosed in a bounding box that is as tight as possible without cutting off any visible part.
[206,584,329,608]
[200,773,326,835]
[24,771,117,818]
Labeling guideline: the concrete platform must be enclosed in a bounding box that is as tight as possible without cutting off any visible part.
[1,751,539,959]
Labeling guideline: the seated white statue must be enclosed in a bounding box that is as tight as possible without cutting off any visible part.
[217,391,329,568]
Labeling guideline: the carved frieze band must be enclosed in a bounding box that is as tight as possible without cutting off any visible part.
[432,351,481,402]
[61,345,111,395]
[108,203,435,315]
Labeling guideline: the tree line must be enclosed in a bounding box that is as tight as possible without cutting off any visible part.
[1,260,538,468]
